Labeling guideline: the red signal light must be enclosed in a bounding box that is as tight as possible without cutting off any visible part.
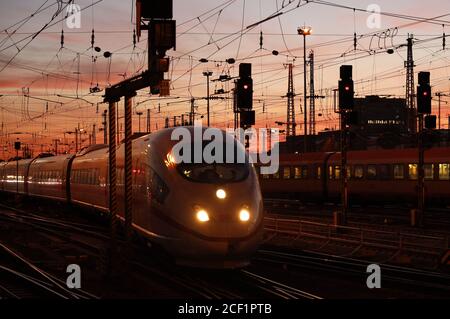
[243,84,249,89]
[423,91,428,96]
[345,86,350,91]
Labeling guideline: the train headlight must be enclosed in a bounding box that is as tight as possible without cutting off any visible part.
[216,189,226,199]
[196,209,210,223]
[239,208,250,222]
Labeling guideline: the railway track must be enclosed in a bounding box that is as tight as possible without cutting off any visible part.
[264,198,450,231]
[256,249,450,295]
[0,242,98,299]
[0,201,322,299]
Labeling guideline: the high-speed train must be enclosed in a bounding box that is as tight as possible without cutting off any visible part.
[257,147,450,205]
[0,127,264,268]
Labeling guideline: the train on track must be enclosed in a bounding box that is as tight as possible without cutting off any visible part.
[257,147,450,205]
[0,127,264,268]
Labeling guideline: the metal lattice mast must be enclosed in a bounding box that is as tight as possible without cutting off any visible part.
[309,50,315,135]
[286,63,296,137]
[405,34,416,133]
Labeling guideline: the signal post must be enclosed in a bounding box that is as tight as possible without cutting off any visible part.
[104,0,175,273]
[337,65,355,226]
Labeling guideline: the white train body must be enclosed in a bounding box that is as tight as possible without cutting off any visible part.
[0,128,263,268]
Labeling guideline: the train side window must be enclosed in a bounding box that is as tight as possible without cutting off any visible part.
[294,167,302,179]
[316,166,322,179]
[283,167,291,179]
[408,164,418,180]
[334,166,341,180]
[424,164,434,180]
[345,166,351,179]
[328,166,333,179]
[378,164,390,180]
[354,165,364,179]
[393,164,404,179]
[274,170,280,179]
[438,164,450,180]
[367,165,377,179]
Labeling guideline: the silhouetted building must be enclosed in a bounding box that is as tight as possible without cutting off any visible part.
[281,95,449,153]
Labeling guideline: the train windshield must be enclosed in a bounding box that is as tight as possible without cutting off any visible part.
[175,140,249,183]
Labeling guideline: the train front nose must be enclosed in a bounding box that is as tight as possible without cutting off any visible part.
[166,184,263,267]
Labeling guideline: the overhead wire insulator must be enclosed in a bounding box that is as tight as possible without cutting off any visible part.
[60,29,64,48]
[259,31,263,50]
[443,25,446,51]
[353,32,357,51]
[133,29,136,49]
[91,29,95,48]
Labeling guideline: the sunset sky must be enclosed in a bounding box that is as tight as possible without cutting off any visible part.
[0,0,449,158]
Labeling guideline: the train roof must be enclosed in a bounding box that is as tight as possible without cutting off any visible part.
[331,147,450,163]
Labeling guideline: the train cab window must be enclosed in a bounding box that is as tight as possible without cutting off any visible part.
[393,164,404,179]
[408,164,418,180]
[367,165,377,180]
[424,164,434,180]
[294,167,302,179]
[316,166,322,179]
[334,166,341,180]
[378,164,390,180]
[438,164,450,180]
[354,165,364,179]
[282,167,291,179]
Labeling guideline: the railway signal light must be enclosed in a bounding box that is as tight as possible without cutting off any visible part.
[14,141,21,150]
[240,110,255,127]
[236,76,253,110]
[138,0,173,19]
[236,63,253,110]
[338,65,354,110]
[417,72,431,114]
[344,110,358,126]
[424,115,436,129]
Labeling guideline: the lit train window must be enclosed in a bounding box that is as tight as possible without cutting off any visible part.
[294,167,302,179]
[272,171,280,179]
[367,165,377,179]
[316,166,321,179]
[345,166,351,179]
[354,165,363,179]
[393,164,404,179]
[328,166,333,180]
[424,164,434,180]
[438,164,449,180]
[408,164,418,180]
[283,167,291,179]
[334,166,341,179]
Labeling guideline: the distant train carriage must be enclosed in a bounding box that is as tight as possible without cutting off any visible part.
[27,154,74,201]
[0,159,33,194]
[70,145,109,211]
[0,161,6,191]
[258,147,450,204]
